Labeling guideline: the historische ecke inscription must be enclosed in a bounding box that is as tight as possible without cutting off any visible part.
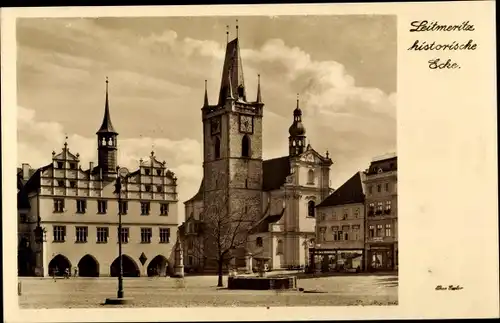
[408,20,477,70]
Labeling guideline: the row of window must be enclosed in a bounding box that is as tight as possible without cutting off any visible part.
[54,199,169,216]
[319,225,361,242]
[368,224,392,238]
[368,201,392,216]
[368,182,393,195]
[318,208,362,221]
[54,161,165,177]
[53,225,171,244]
[54,180,166,193]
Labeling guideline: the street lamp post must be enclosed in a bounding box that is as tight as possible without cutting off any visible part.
[105,167,132,305]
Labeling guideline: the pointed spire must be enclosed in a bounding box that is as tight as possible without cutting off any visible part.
[218,27,245,105]
[226,25,229,43]
[64,134,68,150]
[204,80,209,106]
[97,76,118,135]
[236,19,239,38]
[256,74,262,103]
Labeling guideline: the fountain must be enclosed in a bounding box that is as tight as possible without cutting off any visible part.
[227,256,297,290]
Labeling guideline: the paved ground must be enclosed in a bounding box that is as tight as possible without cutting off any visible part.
[18,274,398,308]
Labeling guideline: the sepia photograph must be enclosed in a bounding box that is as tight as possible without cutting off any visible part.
[15,15,397,308]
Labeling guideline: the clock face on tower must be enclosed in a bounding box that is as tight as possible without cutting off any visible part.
[211,117,221,135]
[239,115,253,134]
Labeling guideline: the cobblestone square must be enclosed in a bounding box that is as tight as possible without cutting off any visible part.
[18,274,398,308]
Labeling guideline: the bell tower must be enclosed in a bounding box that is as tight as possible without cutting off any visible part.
[201,24,264,229]
[288,94,307,157]
[96,77,118,180]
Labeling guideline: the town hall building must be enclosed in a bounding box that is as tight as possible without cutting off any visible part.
[181,30,333,272]
[17,79,180,277]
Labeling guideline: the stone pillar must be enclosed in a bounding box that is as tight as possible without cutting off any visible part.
[173,234,184,278]
[245,252,253,274]
[229,257,237,276]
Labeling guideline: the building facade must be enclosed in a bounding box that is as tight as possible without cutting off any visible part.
[364,154,398,271]
[313,172,366,273]
[17,80,180,277]
[181,32,333,272]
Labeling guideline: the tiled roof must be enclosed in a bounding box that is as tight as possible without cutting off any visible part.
[316,171,365,208]
[250,207,286,234]
[262,156,290,191]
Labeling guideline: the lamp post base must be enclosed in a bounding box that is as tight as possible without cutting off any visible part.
[104,297,133,305]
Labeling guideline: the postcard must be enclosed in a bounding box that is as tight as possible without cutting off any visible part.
[1,1,498,322]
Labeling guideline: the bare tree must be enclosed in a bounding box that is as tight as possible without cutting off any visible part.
[185,171,263,287]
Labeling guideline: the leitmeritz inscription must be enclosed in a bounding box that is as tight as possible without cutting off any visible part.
[435,285,464,291]
[408,20,477,70]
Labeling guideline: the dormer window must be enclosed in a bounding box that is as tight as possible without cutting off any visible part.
[69,181,77,188]
[256,237,263,247]
[156,185,162,192]
[145,185,152,192]
[57,162,64,169]
[145,169,151,176]
[57,180,65,187]
[69,162,77,170]
[156,169,162,176]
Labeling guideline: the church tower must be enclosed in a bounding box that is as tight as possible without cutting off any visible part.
[201,25,264,243]
[96,77,118,180]
[288,95,307,156]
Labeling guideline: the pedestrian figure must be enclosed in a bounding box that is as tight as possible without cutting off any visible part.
[74,267,78,278]
[53,266,59,281]
[64,268,70,279]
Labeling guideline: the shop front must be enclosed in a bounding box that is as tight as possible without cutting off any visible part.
[366,243,396,272]
[308,248,364,273]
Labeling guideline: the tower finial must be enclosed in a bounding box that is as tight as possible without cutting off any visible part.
[226,25,229,43]
[64,134,68,149]
[296,93,300,108]
[236,19,239,38]
[256,74,262,103]
[204,80,209,106]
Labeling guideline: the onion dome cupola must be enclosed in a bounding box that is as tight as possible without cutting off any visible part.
[288,94,307,157]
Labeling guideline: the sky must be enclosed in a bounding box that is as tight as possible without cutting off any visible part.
[17,15,397,223]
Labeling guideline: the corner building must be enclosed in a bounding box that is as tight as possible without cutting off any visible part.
[182,33,333,271]
[17,80,180,277]
[363,154,398,271]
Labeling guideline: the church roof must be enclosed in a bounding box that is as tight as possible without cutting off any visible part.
[262,156,291,191]
[249,207,286,234]
[218,37,246,105]
[316,171,365,208]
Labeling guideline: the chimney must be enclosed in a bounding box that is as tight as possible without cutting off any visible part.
[89,162,94,171]
[22,163,31,180]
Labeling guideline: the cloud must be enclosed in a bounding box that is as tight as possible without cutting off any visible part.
[17,18,396,204]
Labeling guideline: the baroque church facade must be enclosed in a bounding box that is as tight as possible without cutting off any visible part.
[17,79,180,277]
[182,32,333,272]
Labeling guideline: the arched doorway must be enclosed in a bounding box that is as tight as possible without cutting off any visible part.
[110,255,140,277]
[147,255,169,277]
[78,254,100,277]
[48,254,71,277]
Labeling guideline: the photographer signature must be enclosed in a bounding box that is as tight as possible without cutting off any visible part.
[435,285,464,291]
